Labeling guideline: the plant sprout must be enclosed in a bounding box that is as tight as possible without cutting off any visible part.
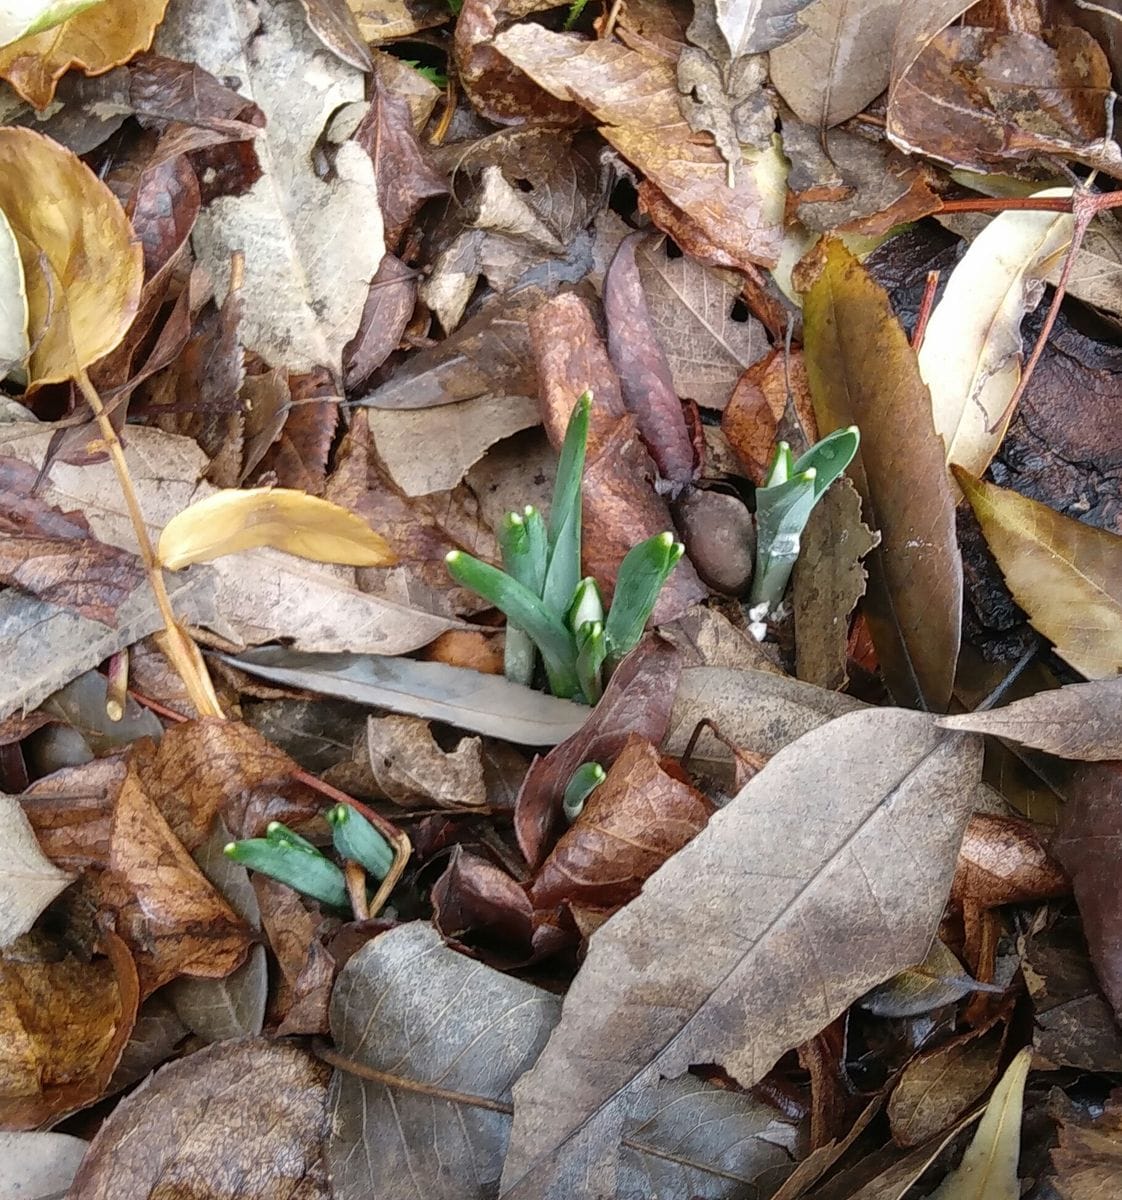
[563,762,605,822]
[446,392,685,704]
[750,426,860,615]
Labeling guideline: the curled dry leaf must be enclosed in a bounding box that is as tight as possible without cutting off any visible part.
[956,470,1122,680]
[69,1037,331,1200]
[919,194,1072,479]
[156,0,383,376]
[0,927,139,1130]
[722,346,818,483]
[500,709,981,1198]
[939,677,1122,762]
[951,813,1068,911]
[494,25,784,268]
[157,487,395,570]
[365,714,487,809]
[514,638,682,869]
[529,734,714,923]
[0,127,142,385]
[0,0,168,108]
[927,1046,1032,1200]
[801,237,962,712]
[0,793,73,949]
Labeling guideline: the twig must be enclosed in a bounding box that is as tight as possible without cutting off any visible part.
[910,270,940,353]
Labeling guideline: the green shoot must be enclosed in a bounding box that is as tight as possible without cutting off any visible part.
[563,761,605,822]
[499,510,545,686]
[225,837,348,909]
[563,0,589,30]
[328,804,394,881]
[575,620,607,704]
[605,532,684,659]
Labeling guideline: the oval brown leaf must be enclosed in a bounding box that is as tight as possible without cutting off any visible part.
[800,237,962,711]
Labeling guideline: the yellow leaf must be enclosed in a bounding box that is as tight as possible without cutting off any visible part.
[0,0,167,108]
[957,468,1122,679]
[929,1047,1032,1200]
[0,127,142,385]
[157,488,397,570]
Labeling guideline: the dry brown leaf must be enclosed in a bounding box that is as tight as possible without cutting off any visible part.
[0,0,168,108]
[494,26,784,268]
[951,813,1068,912]
[500,708,981,1197]
[365,714,487,809]
[769,0,901,129]
[956,470,1122,680]
[345,0,446,41]
[69,1038,331,1199]
[1051,1088,1122,1198]
[157,487,395,570]
[0,127,142,385]
[940,677,1122,761]
[801,237,962,711]
[298,0,371,71]
[0,928,139,1130]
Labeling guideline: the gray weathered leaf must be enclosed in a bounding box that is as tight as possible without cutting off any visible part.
[0,1131,87,1200]
[326,923,799,1200]
[708,0,815,57]
[225,648,590,745]
[938,676,1122,762]
[0,793,73,949]
[500,708,982,1198]
[157,0,383,375]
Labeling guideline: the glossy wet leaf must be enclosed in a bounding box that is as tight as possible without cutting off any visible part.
[0,127,143,385]
[956,470,1122,679]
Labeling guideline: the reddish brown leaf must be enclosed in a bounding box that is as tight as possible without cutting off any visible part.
[253,371,338,494]
[431,847,536,958]
[343,253,416,392]
[530,292,707,617]
[514,638,682,868]
[1053,762,1122,1021]
[530,735,713,919]
[603,232,694,491]
[21,758,127,872]
[0,457,145,626]
[128,153,200,277]
[0,926,139,1130]
[951,813,1069,911]
[298,0,373,71]
[69,1038,331,1199]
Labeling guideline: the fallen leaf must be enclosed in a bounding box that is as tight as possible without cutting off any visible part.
[342,253,414,392]
[514,638,682,869]
[69,1037,331,1199]
[431,848,536,961]
[529,734,714,920]
[226,647,590,746]
[345,0,446,42]
[365,714,487,809]
[697,0,811,57]
[500,708,981,1197]
[326,922,796,1200]
[0,455,146,625]
[635,233,768,409]
[157,487,395,570]
[927,1046,1032,1200]
[1050,1087,1122,1197]
[0,1131,88,1199]
[889,1025,1004,1148]
[604,232,694,490]
[494,25,784,268]
[769,0,900,129]
[0,0,168,108]
[792,477,879,691]
[0,927,139,1129]
[939,677,1122,761]
[801,237,962,711]
[1052,762,1122,1022]
[888,8,1120,178]
[951,813,1068,911]
[956,470,1122,680]
[0,127,143,385]
[0,792,72,949]
[0,207,27,378]
[860,938,985,1019]
[918,194,1072,478]
[250,371,338,494]
[156,0,383,375]
[0,422,462,663]
[298,0,371,71]
[832,1112,981,1200]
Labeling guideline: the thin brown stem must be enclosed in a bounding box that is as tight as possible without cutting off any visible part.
[911,270,940,353]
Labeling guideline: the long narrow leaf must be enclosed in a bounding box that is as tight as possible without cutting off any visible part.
[500,511,542,686]
[750,471,818,611]
[548,390,591,549]
[604,532,684,658]
[793,426,860,501]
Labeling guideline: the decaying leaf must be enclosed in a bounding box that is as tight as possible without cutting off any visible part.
[0,1130,88,1200]
[0,126,143,385]
[326,922,797,1200]
[801,237,962,711]
[860,938,986,1019]
[69,1038,331,1199]
[365,714,487,809]
[0,0,168,109]
[951,813,1068,912]
[226,647,589,746]
[0,793,72,949]
[957,470,1122,680]
[500,708,981,1197]
[156,0,383,375]
[919,194,1072,478]
[157,487,394,570]
[1051,1089,1122,1198]
[928,1047,1032,1200]
[940,676,1122,762]
[493,25,784,268]
[0,206,27,378]
[769,0,901,129]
